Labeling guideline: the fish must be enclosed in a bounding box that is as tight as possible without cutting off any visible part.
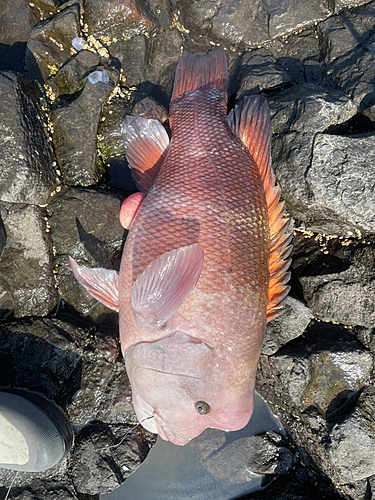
[70,46,292,446]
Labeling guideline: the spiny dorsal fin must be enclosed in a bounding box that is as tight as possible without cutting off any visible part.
[171,46,227,103]
[228,95,292,321]
[121,116,170,193]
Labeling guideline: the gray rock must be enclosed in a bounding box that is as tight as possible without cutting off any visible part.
[47,188,124,318]
[317,15,361,63]
[306,133,375,234]
[200,432,295,483]
[299,259,375,329]
[48,49,100,97]
[0,72,58,205]
[235,48,292,99]
[329,386,375,484]
[0,203,58,318]
[50,72,118,186]
[263,296,312,355]
[70,421,150,495]
[0,214,5,259]
[272,324,373,413]
[25,3,82,81]
[84,0,158,41]
[270,84,358,234]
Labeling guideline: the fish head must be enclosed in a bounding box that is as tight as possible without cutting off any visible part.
[125,331,254,446]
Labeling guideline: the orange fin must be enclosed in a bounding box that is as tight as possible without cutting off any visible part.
[69,257,119,312]
[131,244,204,329]
[119,192,146,229]
[228,95,292,322]
[121,116,169,193]
[171,46,227,103]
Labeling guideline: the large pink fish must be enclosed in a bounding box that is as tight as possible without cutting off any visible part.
[70,47,291,446]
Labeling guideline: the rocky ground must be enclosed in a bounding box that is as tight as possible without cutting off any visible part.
[0,0,375,498]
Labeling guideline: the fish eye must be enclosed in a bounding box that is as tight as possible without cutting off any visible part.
[194,400,211,415]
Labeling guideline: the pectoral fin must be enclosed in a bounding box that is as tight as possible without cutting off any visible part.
[131,243,204,329]
[69,257,119,312]
[121,116,170,193]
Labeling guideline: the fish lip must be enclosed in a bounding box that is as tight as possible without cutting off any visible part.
[154,411,189,446]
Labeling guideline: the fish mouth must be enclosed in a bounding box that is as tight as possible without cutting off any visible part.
[141,412,190,446]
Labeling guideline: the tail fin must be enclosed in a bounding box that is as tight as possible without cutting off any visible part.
[171,46,227,103]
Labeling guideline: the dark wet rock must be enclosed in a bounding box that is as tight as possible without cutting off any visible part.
[108,35,147,86]
[269,84,358,235]
[33,0,61,15]
[144,29,183,95]
[84,0,159,41]
[263,296,312,356]
[48,49,100,97]
[0,203,58,318]
[328,386,375,485]
[0,473,78,499]
[270,323,372,413]
[70,420,150,495]
[0,213,6,259]
[317,15,360,63]
[0,72,58,205]
[257,321,374,495]
[50,72,118,186]
[297,239,375,328]
[0,0,40,73]
[267,27,321,84]
[25,3,82,82]
[98,96,132,162]
[235,48,292,99]
[200,432,295,484]
[48,188,124,318]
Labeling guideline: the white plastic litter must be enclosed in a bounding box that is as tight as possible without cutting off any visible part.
[72,37,86,51]
[88,70,110,85]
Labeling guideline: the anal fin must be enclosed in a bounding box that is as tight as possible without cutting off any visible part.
[228,95,292,321]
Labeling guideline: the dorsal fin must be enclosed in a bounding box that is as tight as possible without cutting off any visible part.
[171,46,227,103]
[228,95,292,321]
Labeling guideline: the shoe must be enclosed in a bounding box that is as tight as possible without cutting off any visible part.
[0,388,73,472]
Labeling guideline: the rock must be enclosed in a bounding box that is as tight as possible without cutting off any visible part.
[305,133,375,234]
[263,296,312,356]
[200,432,295,484]
[0,72,59,205]
[0,213,6,259]
[0,203,58,318]
[269,84,358,235]
[132,96,169,123]
[271,322,373,413]
[108,35,147,87]
[144,29,183,97]
[25,3,82,82]
[0,473,78,499]
[70,420,150,495]
[328,386,375,484]
[317,15,360,63]
[48,49,100,97]
[84,0,158,41]
[235,48,292,99]
[50,71,118,186]
[0,0,40,73]
[47,188,124,318]
[268,26,321,85]
[298,243,375,329]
